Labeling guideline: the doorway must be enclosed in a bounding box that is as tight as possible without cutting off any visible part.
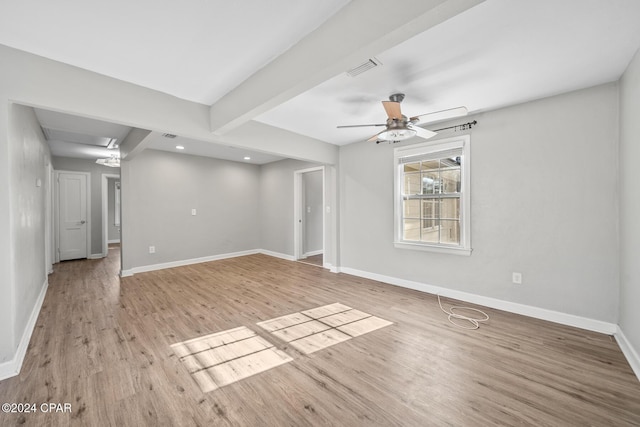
[55,170,90,261]
[101,173,121,257]
[294,167,324,267]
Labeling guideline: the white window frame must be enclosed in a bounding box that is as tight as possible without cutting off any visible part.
[394,135,471,256]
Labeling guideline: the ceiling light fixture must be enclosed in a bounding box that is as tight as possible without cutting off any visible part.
[176,145,185,150]
[376,127,417,142]
[243,156,251,160]
[96,155,120,168]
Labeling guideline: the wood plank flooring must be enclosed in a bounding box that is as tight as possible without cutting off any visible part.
[1,248,639,426]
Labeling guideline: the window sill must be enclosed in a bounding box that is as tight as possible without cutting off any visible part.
[394,241,472,256]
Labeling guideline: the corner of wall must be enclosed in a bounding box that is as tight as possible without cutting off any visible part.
[0,278,48,381]
[615,326,640,381]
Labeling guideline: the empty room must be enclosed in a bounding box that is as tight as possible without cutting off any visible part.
[1,0,640,425]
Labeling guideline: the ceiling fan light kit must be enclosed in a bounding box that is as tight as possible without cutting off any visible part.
[337,93,469,143]
[377,128,416,142]
[96,155,120,168]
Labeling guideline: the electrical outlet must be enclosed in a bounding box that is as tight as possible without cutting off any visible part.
[149,246,156,254]
[191,208,197,216]
[512,272,522,284]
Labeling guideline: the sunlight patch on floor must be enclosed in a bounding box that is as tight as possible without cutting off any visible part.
[171,326,292,392]
[257,303,393,354]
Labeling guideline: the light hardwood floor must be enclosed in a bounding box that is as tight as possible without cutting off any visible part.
[1,248,639,426]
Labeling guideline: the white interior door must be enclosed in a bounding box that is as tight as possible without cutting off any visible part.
[58,172,88,261]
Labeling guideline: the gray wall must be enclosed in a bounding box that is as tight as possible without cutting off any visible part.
[2,104,51,363]
[339,83,620,323]
[120,149,260,271]
[619,48,640,353]
[303,170,323,255]
[120,155,338,271]
[107,178,121,242]
[51,156,119,256]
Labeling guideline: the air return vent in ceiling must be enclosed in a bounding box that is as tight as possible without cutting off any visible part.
[162,133,177,138]
[346,58,382,77]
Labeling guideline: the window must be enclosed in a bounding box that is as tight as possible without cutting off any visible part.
[394,135,471,255]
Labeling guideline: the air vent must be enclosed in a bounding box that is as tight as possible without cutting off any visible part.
[162,133,177,138]
[346,57,382,77]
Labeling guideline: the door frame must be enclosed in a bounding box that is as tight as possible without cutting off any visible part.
[54,170,91,262]
[293,166,325,262]
[45,162,54,274]
[101,173,120,257]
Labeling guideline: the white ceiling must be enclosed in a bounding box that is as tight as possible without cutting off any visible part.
[0,0,349,105]
[34,107,284,164]
[4,0,640,158]
[145,134,284,165]
[256,0,640,145]
[34,108,131,160]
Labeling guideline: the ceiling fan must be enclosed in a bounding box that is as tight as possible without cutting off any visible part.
[337,93,467,143]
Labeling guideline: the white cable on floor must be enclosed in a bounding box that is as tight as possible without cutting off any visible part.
[437,294,489,330]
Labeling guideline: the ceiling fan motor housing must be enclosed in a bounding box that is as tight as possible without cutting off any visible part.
[389,93,405,103]
[387,116,410,128]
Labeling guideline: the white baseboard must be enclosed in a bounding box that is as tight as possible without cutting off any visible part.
[338,267,617,335]
[324,263,339,273]
[120,249,260,277]
[258,249,296,262]
[88,253,103,259]
[302,249,323,257]
[120,248,300,277]
[615,326,640,381]
[0,278,48,381]
[107,239,121,244]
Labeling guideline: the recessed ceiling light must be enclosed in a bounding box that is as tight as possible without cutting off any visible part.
[243,156,251,160]
[176,145,185,150]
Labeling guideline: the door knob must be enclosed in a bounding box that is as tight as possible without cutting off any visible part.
[80,220,86,224]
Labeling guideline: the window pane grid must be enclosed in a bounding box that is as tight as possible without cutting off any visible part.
[400,156,462,246]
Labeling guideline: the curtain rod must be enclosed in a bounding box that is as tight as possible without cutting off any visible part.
[432,120,477,133]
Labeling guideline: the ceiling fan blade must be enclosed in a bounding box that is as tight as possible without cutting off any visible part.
[410,125,437,140]
[382,101,402,119]
[410,106,468,124]
[367,132,382,142]
[337,123,386,128]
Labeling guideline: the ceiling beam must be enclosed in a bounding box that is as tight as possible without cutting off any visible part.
[209,0,484,135]
[119,128,152,160]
